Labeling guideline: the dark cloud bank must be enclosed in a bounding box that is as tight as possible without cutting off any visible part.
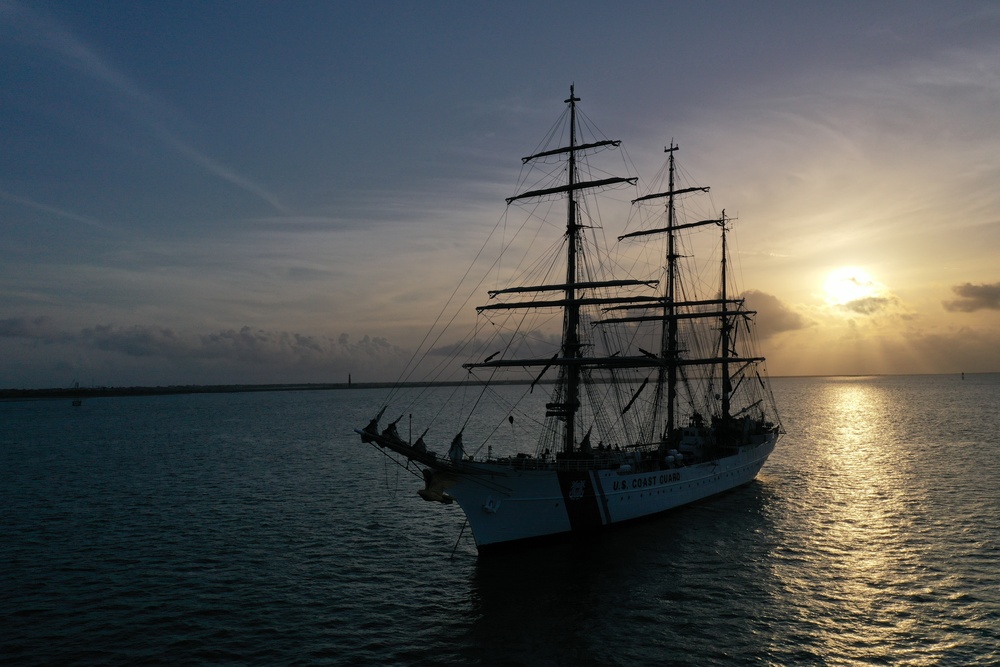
[943,282,1000,312]
[0,317,404,387]
[2,290,805,388]
[741,290,809,338]
[4,280,997,387]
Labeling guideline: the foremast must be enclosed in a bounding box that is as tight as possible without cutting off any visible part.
[467,85,637,455]
[562,86,582,455]
[661,143,680,442]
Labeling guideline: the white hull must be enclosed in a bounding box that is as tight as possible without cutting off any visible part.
[429,435,777,549]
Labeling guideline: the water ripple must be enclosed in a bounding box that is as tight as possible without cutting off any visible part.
[2,377,999,665]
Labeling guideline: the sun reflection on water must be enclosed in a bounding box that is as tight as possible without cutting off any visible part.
[782,378,938,659]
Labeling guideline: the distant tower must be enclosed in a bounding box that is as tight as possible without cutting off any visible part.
[348,373,352,388]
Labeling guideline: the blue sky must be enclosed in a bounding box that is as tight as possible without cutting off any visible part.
[3,1,1000,387]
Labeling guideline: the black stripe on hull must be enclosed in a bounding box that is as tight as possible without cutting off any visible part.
[556,470,605,531]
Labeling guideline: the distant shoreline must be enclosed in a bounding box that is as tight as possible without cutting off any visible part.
[0,380,517,401]
[1,372,989,402]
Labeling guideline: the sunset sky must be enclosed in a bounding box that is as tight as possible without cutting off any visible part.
[3,1,1000,388]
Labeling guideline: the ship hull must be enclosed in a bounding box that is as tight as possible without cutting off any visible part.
[430,435,777,550]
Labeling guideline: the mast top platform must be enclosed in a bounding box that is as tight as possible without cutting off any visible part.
[565,83,580,104]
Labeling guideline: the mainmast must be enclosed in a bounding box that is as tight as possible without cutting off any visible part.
[620,145,712,444]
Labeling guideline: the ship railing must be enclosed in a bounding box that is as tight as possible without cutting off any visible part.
[487,454,635,472]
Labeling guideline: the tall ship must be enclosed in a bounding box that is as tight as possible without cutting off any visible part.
[357,86,782,551]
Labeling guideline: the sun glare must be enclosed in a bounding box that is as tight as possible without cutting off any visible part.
[824,266,882,306]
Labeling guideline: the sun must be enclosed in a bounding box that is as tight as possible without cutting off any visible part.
[824,266,882,306]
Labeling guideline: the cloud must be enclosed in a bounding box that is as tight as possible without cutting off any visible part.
[741,290,809,339]
[943,282,1000,312]
[0,189,110,230]
[162,134,290,215]
[0,319,407,385]
[81,325,404,367]
[841,295,898,315]
[2,0,147,103]
[429,329,561,359]
[2,0,287,214]
[0,316,70,342]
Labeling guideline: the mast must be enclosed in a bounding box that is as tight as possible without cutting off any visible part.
[720,211,731,420]
[662,143,679,443]
[489,86,636,454]
[563,85,581,454]
[619,146,723,441]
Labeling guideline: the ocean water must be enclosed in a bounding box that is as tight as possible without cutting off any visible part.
[2,374,998,666]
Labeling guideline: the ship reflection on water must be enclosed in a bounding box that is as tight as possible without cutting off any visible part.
[465,485,782,664]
